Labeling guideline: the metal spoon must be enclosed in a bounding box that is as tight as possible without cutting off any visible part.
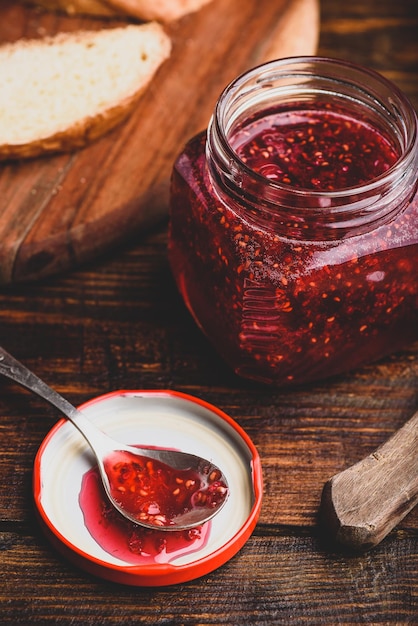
[0,346,229,531]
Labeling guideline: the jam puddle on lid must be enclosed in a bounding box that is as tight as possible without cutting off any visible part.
[79,467,211,565]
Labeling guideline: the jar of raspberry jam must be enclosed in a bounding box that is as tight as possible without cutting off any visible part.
[169,57,418,387]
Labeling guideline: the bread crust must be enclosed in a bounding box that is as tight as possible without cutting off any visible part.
[0,89,143,160]
[0,24,171,160]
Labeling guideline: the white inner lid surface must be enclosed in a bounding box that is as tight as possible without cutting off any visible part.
[38,392,256,568]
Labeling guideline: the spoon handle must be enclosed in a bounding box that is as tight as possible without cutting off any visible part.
[0,346,79,418]
[0,345,111,454]
[320,409,418,551]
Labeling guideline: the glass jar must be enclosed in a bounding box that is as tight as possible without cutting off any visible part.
[168,57,418,387]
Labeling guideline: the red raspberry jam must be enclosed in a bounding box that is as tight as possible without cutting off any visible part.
[231,105,398,190]
[169,58,418,387]
[79,466,210,565]
[103,450,227,528]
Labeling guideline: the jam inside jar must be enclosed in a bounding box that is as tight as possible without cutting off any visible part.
[169,57,418,387]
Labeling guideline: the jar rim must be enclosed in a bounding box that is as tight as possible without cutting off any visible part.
[211,56,418,201]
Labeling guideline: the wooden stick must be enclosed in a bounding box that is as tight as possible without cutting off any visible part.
[320,410,418,551]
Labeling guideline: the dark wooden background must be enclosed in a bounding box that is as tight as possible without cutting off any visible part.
[1,0,417,623]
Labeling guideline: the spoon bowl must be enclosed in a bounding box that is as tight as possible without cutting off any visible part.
[0,346,229,531]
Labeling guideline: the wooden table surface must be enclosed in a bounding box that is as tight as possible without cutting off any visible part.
[1,0,417,623]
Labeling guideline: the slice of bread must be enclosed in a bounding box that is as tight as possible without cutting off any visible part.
[0,22,171,160]
[24,0,214,22]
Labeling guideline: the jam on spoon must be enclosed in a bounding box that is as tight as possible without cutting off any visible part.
[103,449,228,529]
[0,346,229,530]
[79,463,211,564]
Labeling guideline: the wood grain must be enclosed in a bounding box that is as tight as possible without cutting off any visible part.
[0,230,417,623]
[0,0,319,285]
[1,529,417,623]
[0,0,417,623]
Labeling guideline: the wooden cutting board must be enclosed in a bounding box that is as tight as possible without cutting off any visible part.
[0,0,319,284]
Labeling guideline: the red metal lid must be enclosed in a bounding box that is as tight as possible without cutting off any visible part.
[33,390,263,586]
